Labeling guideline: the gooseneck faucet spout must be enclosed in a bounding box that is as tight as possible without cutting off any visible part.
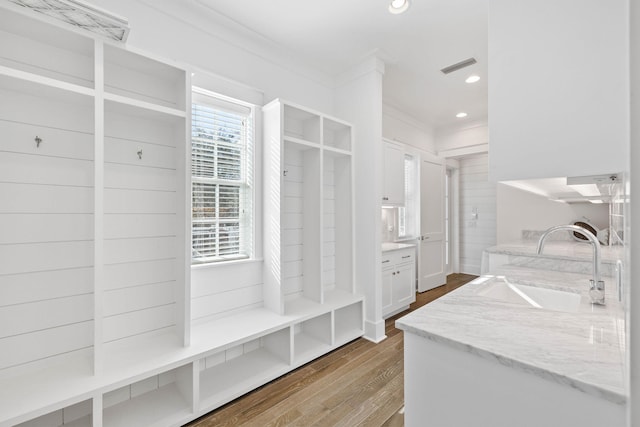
[536,225,605,305]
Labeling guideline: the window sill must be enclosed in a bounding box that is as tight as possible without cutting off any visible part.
[191,257,263,270]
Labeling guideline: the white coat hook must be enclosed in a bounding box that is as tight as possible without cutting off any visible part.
[137,149,143,160]
[35,136,42,148]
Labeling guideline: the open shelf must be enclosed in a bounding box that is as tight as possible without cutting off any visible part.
[0,6,94,89]
[199,327,290,409]
[283,104,320,143]
[104,45,186,111]
[293,313,331,364]
[102,364,193,427]
[0,70,93,111]
[104,92,186,119]
[323,117,352,152]
[14,399,92,427]
[334,302,364,345]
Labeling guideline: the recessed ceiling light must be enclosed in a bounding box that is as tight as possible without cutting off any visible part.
[456,112,468,118]
[465,75,480,83]
[389,0,410,14]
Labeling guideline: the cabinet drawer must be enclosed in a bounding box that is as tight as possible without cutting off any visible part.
[397,251,414,264]
[381,248,415,266]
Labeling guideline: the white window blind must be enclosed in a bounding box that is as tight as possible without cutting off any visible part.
[191,88,254,264]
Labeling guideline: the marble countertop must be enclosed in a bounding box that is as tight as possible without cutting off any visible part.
[396,267,626,404]
[486,241,624,264]
[382,242,416,252]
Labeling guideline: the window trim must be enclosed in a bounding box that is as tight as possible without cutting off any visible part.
[191,86,256,265]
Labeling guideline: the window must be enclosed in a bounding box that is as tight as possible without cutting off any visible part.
[398,154,417,239]
[191,88,254,264]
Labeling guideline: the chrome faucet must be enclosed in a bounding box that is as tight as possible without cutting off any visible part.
[536,225,605,305]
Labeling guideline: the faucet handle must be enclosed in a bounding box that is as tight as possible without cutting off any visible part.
[589,279,605,305]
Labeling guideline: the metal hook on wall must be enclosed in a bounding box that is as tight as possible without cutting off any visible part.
[137,149,143,160]
[283,169,288,177]
[35,136,42,148]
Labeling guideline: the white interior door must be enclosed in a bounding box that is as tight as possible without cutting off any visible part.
[418,156,446,292]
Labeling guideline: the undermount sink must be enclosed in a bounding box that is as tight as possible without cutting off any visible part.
[476,276,582,313]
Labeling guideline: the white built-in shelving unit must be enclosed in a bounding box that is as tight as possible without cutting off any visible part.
[0,5,363,426]
[263,99,360,313]
[261,97,364,371]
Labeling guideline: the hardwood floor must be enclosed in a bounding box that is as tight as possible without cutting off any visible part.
[186,273,477,427]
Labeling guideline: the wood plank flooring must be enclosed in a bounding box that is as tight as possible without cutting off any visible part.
[186,273,477,427]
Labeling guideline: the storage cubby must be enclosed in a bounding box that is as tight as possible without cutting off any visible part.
[0,72,95,376]
[293,313,332,364]
[102,99,186,348]
[323,117,352,152]
[334,302,364,346]
[322,151,354,297]
[199,328,290,409]
[283,104,321,143]
[15,399,93,427]
[0,6,94,88]
[103,364,194,427]
[104,44,186,110]
[281,141,322,309]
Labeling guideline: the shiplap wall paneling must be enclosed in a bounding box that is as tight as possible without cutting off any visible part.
[0,9,94,88]
[191,261,263,324]
[0,80,95,374]
[199,327,290,410]
[103,44,185,111]
[102,99,186,350]
[459,154,497,275]
[283,141,322,307]
[102,363,195,427]
[322,150,354,299]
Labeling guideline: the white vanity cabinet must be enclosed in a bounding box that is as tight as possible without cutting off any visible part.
[382,141,404,206]
[382,246,416,318]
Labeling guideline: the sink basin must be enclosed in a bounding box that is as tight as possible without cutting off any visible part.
[476,277,582,313]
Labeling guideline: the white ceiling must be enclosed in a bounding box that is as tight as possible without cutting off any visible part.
[191,0,488,129]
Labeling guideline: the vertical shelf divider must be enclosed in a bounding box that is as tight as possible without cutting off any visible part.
[93,39,105,376]
[179,73,192,347]
[92,393,103,427]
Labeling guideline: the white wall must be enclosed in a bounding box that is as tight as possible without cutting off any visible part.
[91,0,335,113]
[488,0,628,182]
[435,120,488,157]
[496,185,610,245]
[382,104,436,153]
[459,154,496,275]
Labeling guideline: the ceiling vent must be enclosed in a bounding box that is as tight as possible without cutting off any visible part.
[440,57,477,75]
[7,0,130,42]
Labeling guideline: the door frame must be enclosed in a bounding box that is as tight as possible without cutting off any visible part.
[446,163,460,274]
